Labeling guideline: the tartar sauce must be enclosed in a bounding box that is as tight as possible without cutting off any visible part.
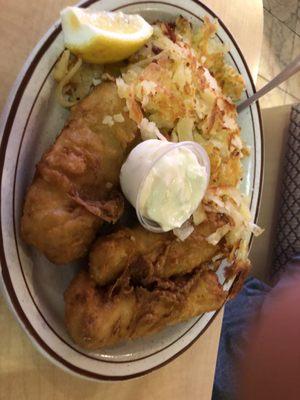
[120,139,209,232]
[139,146,207,231]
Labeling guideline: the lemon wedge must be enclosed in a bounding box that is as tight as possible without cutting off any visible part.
[60,7,153,64]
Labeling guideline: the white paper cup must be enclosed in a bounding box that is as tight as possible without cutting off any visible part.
[120,139,210,232]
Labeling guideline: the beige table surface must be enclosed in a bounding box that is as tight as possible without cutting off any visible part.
[0,1,263,399]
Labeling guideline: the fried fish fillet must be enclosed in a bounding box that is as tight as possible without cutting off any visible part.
[64,269,226,349]
[21,82,139,264]
[89,220,222,286]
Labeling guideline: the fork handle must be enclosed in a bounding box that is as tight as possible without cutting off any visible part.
[238,54,300,113]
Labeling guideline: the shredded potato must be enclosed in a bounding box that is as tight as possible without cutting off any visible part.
[116,17,246,187]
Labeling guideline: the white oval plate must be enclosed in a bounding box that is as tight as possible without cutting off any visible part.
[0,0,263,381]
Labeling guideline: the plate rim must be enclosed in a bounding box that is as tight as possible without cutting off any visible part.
[0,0,264,381]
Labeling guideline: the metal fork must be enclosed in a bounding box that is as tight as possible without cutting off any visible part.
[238,54,300,113]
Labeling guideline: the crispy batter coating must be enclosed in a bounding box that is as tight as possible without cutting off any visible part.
[21,82,139,264]
[89,221,220,286]
[22,16,254,351]
[64,269,226,349]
